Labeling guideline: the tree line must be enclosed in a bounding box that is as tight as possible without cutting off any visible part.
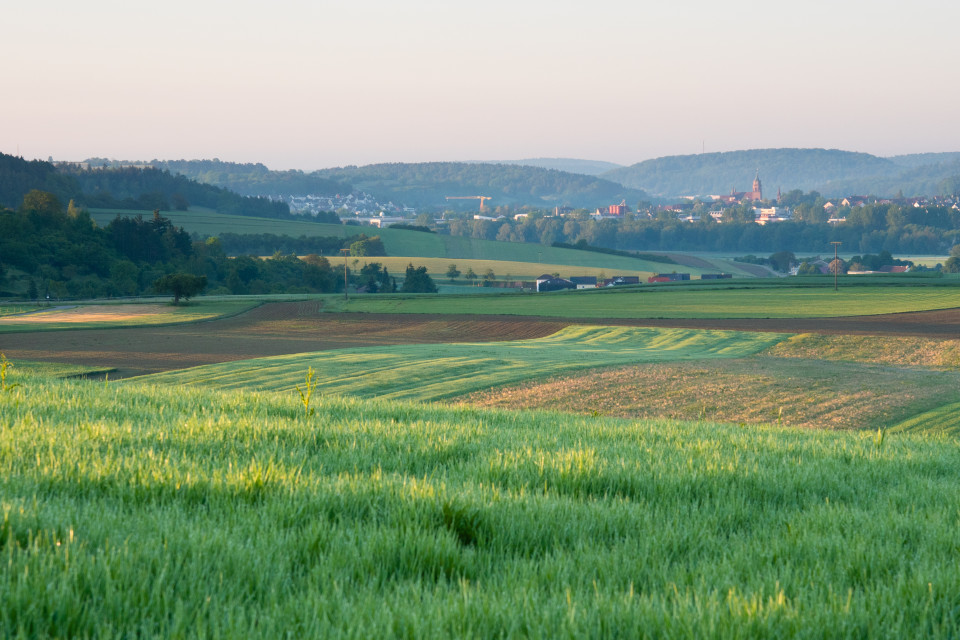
[439,202,960,254]
[0,190,435,300]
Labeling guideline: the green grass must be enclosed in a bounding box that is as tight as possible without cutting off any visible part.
[2,373,960,637]
[5,360,114,378]
[88,209,758,275]
[0,299,259,333]
[135,326,789,402]
[322,282,960,319]
[889,401,960,436]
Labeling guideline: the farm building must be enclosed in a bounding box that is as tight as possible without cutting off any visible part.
[569,276,598,289]
[648,273,691,283]
[601,276,641,287]
[535,274,577,292]
[700,273,733,280]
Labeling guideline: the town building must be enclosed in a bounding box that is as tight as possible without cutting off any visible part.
[716,170,764,204]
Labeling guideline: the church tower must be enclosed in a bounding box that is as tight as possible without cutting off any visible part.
[752,169,762,200]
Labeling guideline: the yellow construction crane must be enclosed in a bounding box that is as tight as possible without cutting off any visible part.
[445,195,492,212]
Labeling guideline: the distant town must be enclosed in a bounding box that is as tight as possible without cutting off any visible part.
[280,170,960,229]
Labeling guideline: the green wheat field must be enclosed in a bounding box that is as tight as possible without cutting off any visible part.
[3,370,960,638]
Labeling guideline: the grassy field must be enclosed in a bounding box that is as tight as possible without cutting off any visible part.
[1,356,113,379]
[134,326,788,401]
[339,256,655,283]
[2,371,960,637]
[88,209,757,276]
[0,304,43,317]
[322,281,960,319]
[0,300,259,333]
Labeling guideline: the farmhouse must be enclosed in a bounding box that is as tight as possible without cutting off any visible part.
[535,274,577,292]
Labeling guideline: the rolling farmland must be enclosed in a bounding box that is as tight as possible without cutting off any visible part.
[134,326,789,401]
[4,283,960,637]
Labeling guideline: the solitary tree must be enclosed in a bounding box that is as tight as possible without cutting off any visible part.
[153,273,207,304]
[445,264,461,282]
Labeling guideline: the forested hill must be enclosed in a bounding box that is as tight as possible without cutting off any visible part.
[888,152,960,169]
[313,162,648,208]
[0,154,289,218]
[601,149,901,198]
[0,154,82,210]
[487,158,624,176]
[150,159,351,198]
[95,158,644,209]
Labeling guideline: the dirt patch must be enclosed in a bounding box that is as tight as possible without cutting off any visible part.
[768,333,960,369]
[0,304,171,324]
[3,301,960,379]
[459,357,960,430]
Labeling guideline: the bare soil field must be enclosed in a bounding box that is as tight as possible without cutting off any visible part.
[460,356,960,431]
[2,301,960,378]
[0,302,567,377]
[0,304,169,324]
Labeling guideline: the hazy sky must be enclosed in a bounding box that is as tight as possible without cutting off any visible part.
[5,0,959,170]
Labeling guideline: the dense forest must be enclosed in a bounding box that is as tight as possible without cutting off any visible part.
[601,148,960,199]
[0,153,289,218]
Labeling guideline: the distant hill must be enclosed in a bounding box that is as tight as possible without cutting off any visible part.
[0,153,289,218]
[601,148,960,199]
[313,162,647,209]
[149,159,351,197]
[487,158,624,176]
[887,152,960,169]
[601,149,900,198]
[0,154,79,209]
[102,158,643,210]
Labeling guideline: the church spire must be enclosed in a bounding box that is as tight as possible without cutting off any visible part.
[752,169,762,200]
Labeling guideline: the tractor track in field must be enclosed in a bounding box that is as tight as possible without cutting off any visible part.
[2,302,960,378]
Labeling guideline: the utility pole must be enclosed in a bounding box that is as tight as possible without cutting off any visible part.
[830,241,842,291]
[340,248,350,301]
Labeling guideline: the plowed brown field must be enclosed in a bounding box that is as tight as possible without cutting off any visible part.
[0,302,567,377]
[3,301,959,378]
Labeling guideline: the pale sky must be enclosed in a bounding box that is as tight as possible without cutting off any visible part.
[4,0,959,170]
